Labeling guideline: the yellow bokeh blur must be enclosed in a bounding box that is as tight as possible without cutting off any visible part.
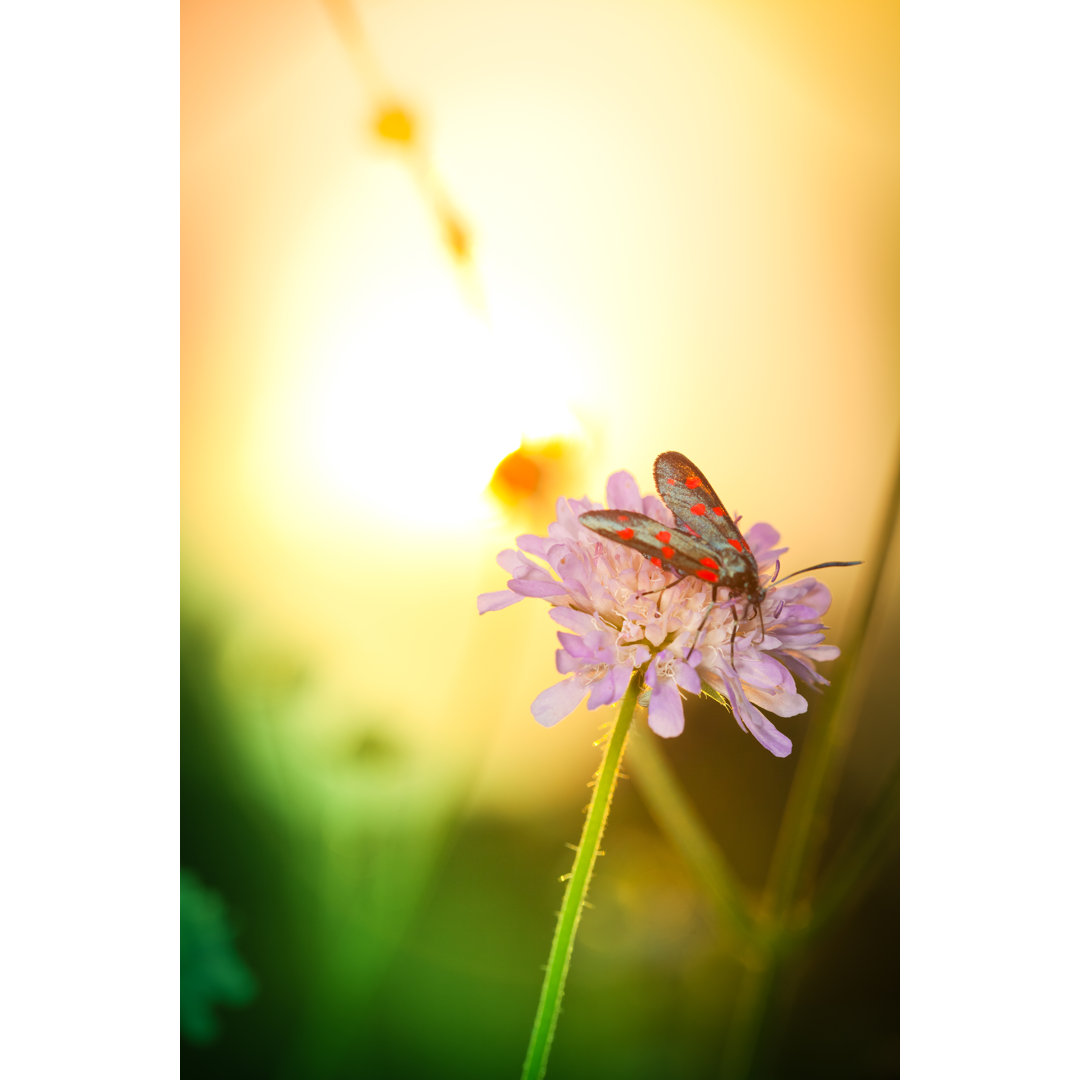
[182,3,898,1073]
[182,0,897,813]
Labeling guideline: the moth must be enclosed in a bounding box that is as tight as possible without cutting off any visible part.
[579,451,858,663]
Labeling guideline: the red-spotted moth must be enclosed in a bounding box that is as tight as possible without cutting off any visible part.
[579,451,859,662]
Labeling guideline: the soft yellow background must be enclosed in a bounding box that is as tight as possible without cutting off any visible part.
[183,0,896,811]
[182,2,897,1075]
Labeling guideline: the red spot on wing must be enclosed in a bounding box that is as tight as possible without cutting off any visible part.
[690,503,707,516]
[661,545,675,559]
[728,538,744,552]
[685,476,702,489]
[650,556,662,567]
[712,506,726,516]
[699,556,718,569]
[616,514,629,522]
[666,478,677,484]
[656,530,671,543]
[696,569,719,583]
[618,528,635,540]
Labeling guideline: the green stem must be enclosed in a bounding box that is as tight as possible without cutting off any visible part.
[520,670,642,1080]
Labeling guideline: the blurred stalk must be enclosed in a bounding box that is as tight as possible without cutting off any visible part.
[766,461,898,914]
[802,763,899,939]
[721,457,899,1078]
[628,726,759,947]
[521,671,642,1080]
[318,0,485,308]
[318,0,387,90]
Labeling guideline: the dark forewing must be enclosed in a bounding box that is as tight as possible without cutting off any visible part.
[653,451,753,561]
[578,510,724,581]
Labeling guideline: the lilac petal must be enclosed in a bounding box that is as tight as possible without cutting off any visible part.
[774,631,828,651]
[554,581,589,610]
[675,661,701,696]
[745,522,780,550]
[737,653,796,695]
[557,565,591,600]
[606,470,644,512]
[477,590,521,613]
[496,548,536,574]
[543,542,576,571]
[516,533,555,559]
[801,645,841,662]
[774,652,829,688]
[585,638,617,665]
[549,607,598,633]
[773,624,822,641]
[643,655,660,689]
[608,663,634,705]
[758,539,789,559]
[587,669,620,708]
[750,630,783,653]
[647,680,686,737]
[744,686,807,717]
[724,675,793,757]
[555,649,578,674]
[554,496,583,534]
[744,523,787,566]
[567,495,601,517]
[531,678,588,727]
[772,602,818,624]
[738,700,793,758]
[508,578,566,598]
[557,631,592,658]
[797,581,833,615]
[641,493,674,523]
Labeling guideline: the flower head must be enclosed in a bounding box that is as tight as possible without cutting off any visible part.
[478,469,843,757]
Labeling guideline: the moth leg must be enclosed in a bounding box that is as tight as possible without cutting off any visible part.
[638,576,684,615]
[684,584,720,661]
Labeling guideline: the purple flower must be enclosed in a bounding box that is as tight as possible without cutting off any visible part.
[478,470,843,757]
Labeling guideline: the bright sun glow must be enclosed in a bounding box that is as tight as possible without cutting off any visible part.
[289,281,584,531]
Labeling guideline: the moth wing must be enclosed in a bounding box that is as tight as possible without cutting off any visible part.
[578,510,719,579]
[653,451,753,559]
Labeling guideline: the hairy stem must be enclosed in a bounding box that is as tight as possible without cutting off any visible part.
[521,671,642,1080]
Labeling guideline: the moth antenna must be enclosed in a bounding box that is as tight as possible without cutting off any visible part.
[756,603,766,645]
[772,560,861,586]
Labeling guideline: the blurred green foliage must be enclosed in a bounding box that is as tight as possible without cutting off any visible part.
[181,586,897,1079]
[181,869,258,1043]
